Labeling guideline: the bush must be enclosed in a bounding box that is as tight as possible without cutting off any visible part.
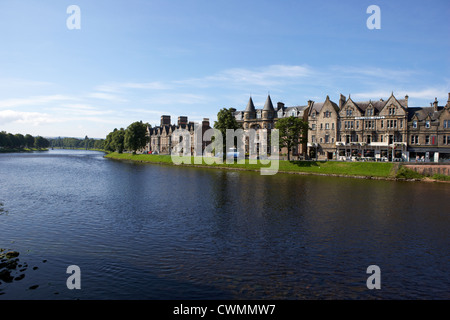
[431,174,450,181]
[396,166,423,179]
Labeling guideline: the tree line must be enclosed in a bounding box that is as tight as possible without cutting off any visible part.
[0,131,50,150]
[49,136,105,150]
[104,121,149,154]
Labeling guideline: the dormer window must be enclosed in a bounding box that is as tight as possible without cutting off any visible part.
[425,120,430,128]
[412,120,417,128]
[346,109,352,117]
[366,109,373,116]
[389,107,396,115]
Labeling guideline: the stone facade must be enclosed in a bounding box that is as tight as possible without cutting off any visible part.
[309,92,450,162]
[407,95,450,162]
[233,95,309,158]
[307,95,340,160]
[146,115,211,155]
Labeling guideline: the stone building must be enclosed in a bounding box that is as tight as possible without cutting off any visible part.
[307,95,341,160]
[146,115,211,155]
[336,93,409,161]
[234,95,309,158]
[407,94,450,162]
[307,92,450,162]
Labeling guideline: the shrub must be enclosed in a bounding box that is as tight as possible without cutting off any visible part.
[396,166,423,179]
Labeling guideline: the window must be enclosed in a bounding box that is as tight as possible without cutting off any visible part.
[324,111,331,118]
[325,134,329,143]
[443,120,448,128]
[389,107,396,115]
[346,109,353,117]
[380,135,384,142]
[425,136,430,144]
[381,120,384,128]
[425,120,430,128]
[320,123,323,130]
[311,124,316,130]
[366,109,373,116]
[311,135,316,143]
[411,135,419,144]
[400,120,403,128]
[356,121,359,129]
[413,120,417,128]
[325,123,329,130]
[332,123,335,130]
[320,138,323,143]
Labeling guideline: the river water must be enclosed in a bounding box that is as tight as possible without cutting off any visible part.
[0,149,448,299]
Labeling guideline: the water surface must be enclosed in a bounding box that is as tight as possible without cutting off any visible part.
[0,150,448,299]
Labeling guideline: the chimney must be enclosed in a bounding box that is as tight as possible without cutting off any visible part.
[202,118,210,128]
[177,116,188,126]
[161,115,171,126]
[405,95,409,107]
[277,102,285,111]
[339,94,346,109]
[433,98,438,112]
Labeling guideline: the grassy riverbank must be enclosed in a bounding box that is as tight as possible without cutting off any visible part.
[105,152,397,178]
[0,148,49,153]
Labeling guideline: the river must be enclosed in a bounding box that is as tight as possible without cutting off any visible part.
[0,149,448,299]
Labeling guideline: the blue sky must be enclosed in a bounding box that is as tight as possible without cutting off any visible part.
[0,0,449,138]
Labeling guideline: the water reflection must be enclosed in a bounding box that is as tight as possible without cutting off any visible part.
[0,150,448,299]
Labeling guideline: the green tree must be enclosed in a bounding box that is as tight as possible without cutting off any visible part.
[274,116,309,161]
[24,134,35,148]
[14,134,25,148]
[112,128,126,153]
[34,136,50,149]
[124,121,148,154]
[213,108,241,155]
[0,131,8,148]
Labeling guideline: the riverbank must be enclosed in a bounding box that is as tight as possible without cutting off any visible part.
[104,152,448,182]
[0,148,49,153]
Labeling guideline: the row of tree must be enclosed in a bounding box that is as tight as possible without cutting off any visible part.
[49,136,105,150]
[104,121,149,154]
[0,131,50,149]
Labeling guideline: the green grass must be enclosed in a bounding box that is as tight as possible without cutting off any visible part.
[431,173,450,181]
[104,152,395,178]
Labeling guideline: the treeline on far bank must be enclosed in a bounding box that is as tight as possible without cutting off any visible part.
[49,136,105,150]
[0,131,50,151]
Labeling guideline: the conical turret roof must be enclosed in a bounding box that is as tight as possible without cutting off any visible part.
[245,97,256,112]
[263,95,275,111]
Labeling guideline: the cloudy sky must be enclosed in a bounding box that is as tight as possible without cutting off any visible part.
[0,0,449,138]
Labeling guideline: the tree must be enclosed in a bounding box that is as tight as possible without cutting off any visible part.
[0,131,8,148]
[112,128,126,153]
[14,134,25,148]
[124,121,148,154]
[274,116,309,161]
[34,136,50,149]
[213,108,241,155]
[24,134,35,148]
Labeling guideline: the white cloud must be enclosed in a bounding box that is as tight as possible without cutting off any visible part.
[0,110,60,126]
